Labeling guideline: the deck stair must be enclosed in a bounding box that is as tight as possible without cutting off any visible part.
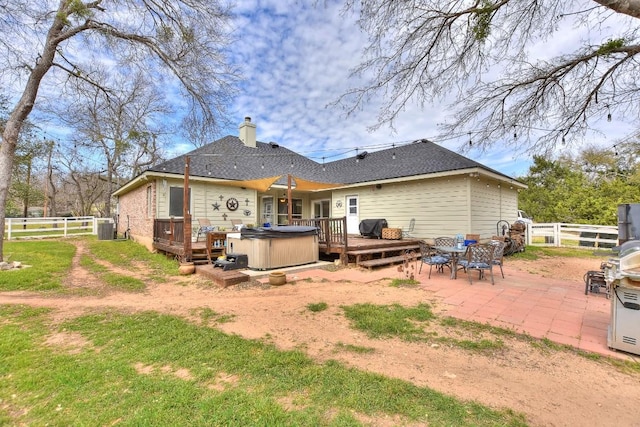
[192,246,210,264]
[348,243,420,269]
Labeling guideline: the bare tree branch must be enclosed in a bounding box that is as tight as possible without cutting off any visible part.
[340,0,640,153]
[0,0,239,260]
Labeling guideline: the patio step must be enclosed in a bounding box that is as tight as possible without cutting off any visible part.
[348,244,420,265]
[195,265,250,287]
[358,253,420,269]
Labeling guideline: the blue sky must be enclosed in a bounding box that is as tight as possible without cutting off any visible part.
[214,0,634,179]
[8,1,635,179]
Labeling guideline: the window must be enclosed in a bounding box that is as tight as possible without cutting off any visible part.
[169,186,191,217]
[261,196,274,225]
[313,199,330,218]
[277,198,302,224]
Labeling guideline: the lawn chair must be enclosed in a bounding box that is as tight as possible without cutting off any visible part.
[196,218,216,242]
[418,240,451,278]
[402,218,415,238]
[489,239,506,278]
[458,243,494,285]
[231,219,244,231]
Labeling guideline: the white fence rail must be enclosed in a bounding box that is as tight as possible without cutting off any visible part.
[3,216,114,240]
[527,223,618,248]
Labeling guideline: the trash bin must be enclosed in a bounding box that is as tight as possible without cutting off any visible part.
[98,222,114,240]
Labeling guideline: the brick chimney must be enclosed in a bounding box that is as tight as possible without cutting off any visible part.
[238,116,256,148]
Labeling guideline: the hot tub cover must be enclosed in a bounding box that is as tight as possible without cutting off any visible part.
[239,225,318,239]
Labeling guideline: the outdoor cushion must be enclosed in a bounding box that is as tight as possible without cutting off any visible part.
[425,255,449,264]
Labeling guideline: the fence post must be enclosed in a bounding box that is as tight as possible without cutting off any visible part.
[554,223,561,247]
[64,218,68,237]
[7,218,11,240]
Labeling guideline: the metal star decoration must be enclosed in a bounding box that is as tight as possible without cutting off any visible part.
[212,202,220,211]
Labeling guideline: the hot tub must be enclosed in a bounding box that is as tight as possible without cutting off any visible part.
[226,226,319,270]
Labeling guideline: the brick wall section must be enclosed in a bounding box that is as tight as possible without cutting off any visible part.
[117,181,155,250]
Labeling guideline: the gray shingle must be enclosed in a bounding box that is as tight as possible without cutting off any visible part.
[148,136,511,185]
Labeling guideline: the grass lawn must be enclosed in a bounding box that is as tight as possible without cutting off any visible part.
[0,305,526,426]
[0,237,536,425]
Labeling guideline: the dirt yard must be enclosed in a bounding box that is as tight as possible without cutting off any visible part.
[1,241,639,427]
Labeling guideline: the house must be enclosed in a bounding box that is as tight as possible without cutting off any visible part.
[113,117,526,251]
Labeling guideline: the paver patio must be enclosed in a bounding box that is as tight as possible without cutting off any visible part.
[272,261,637,361]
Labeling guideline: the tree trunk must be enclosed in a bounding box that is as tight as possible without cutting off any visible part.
[0,14,64,260]
[106,158,113,219]
[22,157,32,227]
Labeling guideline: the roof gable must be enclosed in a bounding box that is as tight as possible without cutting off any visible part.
[145,136,515,187]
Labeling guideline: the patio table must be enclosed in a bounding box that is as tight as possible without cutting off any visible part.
[435,245,468,279]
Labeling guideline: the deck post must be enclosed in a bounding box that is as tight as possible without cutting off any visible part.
[287,174,292,224]
[183,157,192,262]
[341,216,348,265]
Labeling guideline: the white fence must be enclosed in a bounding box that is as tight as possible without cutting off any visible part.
[3,216,114,240]
[527,223,618,249]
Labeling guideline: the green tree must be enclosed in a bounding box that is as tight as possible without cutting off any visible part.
[519,147,640,225]
[0,0,238,261]
[518,156,590,223]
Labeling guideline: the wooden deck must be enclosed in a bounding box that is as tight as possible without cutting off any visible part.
[343,236,421,268]
[153,239,210,264]
[152,217,422,268]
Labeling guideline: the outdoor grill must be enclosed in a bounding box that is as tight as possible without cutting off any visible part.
[359,219,388,238]
[605,240,640,356]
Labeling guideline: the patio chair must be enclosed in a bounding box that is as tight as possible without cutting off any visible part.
[402,218,415,238]
[489,239,506,278]
[231,219,244,231]
[196,218,216,242]
[418,240,451,278]
[433,236,456,262]
[457,243,495,285]
[434,236,456,247]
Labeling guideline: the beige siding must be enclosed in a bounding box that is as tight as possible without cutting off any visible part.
[330,176,519,240]
[119,173,520,246]
[155,178,258,233]
[469,180,519,238]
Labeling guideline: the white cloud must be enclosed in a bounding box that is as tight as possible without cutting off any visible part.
[224,1,637,179]
[226,1,532,175]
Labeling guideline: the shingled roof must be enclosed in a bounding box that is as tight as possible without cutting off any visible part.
[147,135,513,186]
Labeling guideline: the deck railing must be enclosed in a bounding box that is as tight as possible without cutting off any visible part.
[153,218,185,245]
[291,216,348,254]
